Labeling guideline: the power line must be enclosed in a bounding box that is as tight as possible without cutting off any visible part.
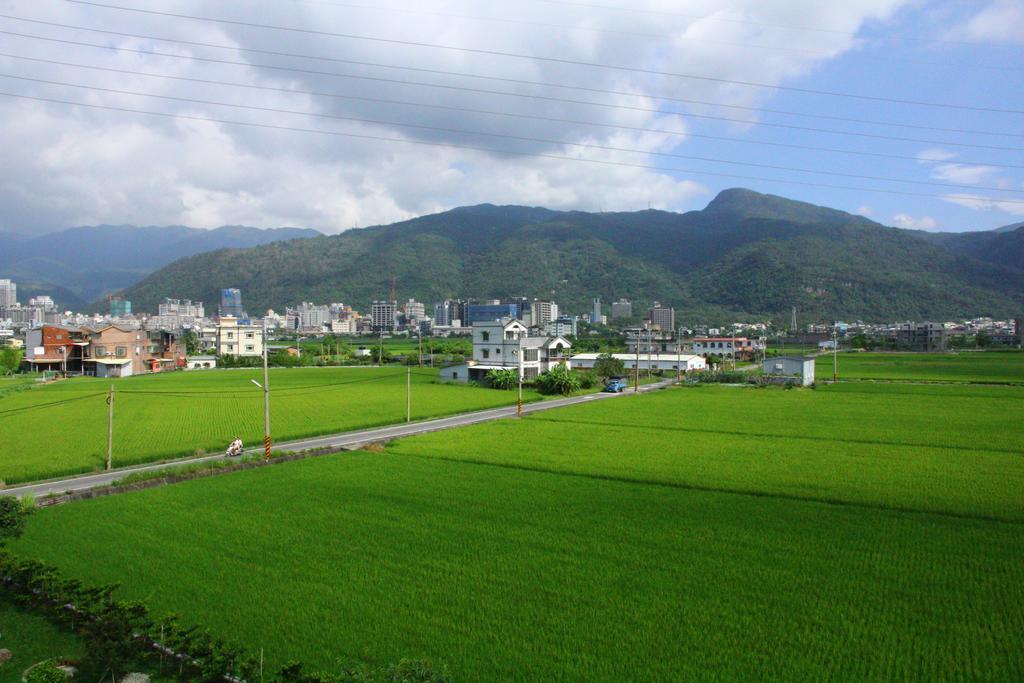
[62,0,1024,114]
[262,0,1021,72]
[4,29,1021,153]
[4,16,1019,137]
[5,90,1024,205]
[5,72,1019,194]
[8,52,1021,170]
[521,0,1021,49]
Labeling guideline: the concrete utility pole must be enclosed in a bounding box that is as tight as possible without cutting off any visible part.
[406,366,412,423]
[262,318,271,461]
[833,326,839,382]
[517,333,524,417]
[106,384,114,471]
[646,329,652,379]
[676,326,682,381]
[634,329,640,393]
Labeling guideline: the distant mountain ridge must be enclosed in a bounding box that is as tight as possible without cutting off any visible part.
[115,189,1024,322]
[0,224,320,307]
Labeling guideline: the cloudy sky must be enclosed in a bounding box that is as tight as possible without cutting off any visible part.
[0,0,1021,234]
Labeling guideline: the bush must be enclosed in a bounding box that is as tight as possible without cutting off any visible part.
[486,368,519,390]
[534,364,581,395]
[25,662,67,683]
[575,370,597,390]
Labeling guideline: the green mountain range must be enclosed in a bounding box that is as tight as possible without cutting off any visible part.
[114,189,1024,323]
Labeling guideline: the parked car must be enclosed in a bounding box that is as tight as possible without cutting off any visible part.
[604,378,629,393]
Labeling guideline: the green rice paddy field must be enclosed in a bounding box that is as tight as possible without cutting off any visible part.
[0,368,539,485]
[821,350,1024,384]
[11,381,1024,680]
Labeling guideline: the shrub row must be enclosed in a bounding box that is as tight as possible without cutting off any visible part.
[0,550,447,682]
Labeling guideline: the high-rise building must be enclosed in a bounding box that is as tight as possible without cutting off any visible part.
[109,296,131,317]
[403,299,426,324]
[611,298,632,319]
[220,288,244,319]
[296,302,331,331]
[647,302,675,331]
[28,295,56,310]
[530,300,559,328]
[467,302,520,325]
[371,300,397,332]
[591,298,602,324]
[0,279,16,307]
[433,300,452,326]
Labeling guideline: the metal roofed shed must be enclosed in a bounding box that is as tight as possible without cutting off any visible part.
[762,355,816,386]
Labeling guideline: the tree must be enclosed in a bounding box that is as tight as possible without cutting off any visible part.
[0,346,23,375]
[486,368,518,390]
[592,353,625,382]
[534,364,581,395]
[180,330,201,355]
[0,496,29,545]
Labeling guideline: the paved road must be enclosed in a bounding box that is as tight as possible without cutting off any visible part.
[1,378,674,500]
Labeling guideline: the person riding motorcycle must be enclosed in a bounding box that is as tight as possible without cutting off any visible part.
[226,437,244,457]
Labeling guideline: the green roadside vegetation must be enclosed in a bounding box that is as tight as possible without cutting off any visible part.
[10,378,1023,680]
[0,367,543,485]
[822,350,1024,384]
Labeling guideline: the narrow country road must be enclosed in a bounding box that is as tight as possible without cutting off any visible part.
[1,378,675,500]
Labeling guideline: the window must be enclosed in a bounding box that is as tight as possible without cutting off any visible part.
[524,349,539,362]
[245,345,254,352]
[481,331,490,341]
[495,347,501,354]
[246,332,254,339]
[482,349,490,359]
[115,346,127,358]
[227,332,235,340]
[94,346,106,357]
[227,344,235,351]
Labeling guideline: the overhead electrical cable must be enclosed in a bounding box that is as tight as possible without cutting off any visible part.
[3,29,1021,153]
[4,90,1023,206]
[520,0,1022,48]
[60,0,1024,114]
[6,53,1021,169]
[264,0,1020,71]
[4,72,1019,194]
[3,18,1020,138]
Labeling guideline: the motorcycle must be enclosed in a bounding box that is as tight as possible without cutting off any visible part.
[225,441,244,457]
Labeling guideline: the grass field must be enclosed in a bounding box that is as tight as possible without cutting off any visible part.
[11,382,1024,680]
[0,367,539,485]
[0,595,82,683]
[822,350,1024,384]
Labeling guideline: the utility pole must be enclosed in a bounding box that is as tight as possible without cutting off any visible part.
[406,365,411,423]
[517,333,524,416]
[106,384,114,470]
[646,329,652,379]
[379,326,384,366]
[634,329,640,392]
[262,318,271,461]
[417,328,423,367]
[676,326,682,381]
[832,326,839,382]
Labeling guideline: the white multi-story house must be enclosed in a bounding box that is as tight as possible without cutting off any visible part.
[217,316,264,357]
[440,318,572,383]
[691,337,763,360]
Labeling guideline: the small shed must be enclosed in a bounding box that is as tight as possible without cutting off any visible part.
[763,355,816,386]
[186,355,218,370]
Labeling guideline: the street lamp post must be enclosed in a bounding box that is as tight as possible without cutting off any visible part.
[676,326,683,381]
[257,318,271,461]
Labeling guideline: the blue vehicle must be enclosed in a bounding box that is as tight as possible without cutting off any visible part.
[604,378,629,393]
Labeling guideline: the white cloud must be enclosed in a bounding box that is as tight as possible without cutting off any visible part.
[891,213,937,230]
[961,0,1024,44]
[0,0,913,233]
[916,148,958,163]
[942,194,1024,217]
[930,163,1000,186]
